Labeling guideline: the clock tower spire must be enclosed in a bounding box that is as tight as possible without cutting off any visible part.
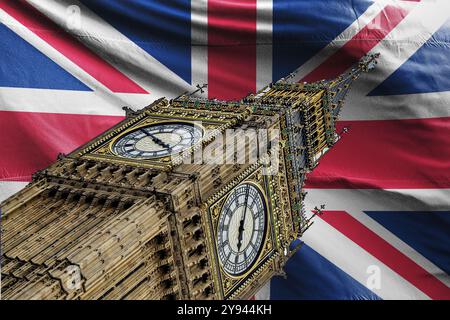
[1,54,378,300]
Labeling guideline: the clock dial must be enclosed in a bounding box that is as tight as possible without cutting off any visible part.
[112,122,202,159]
[217,183,266,276]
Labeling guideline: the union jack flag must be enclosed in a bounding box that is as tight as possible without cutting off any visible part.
[0,0,449,300]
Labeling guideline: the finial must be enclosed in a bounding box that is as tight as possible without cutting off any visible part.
[283,69,299,82]
[196,83,208,93]
[188,83,208,97]
[341,126,350,134]
[359,52,380,72]
[122,106,138,117]
[313,204,326,215]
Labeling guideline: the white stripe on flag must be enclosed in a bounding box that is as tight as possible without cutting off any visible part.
[287,0,392,81]
[0,87,152,116]
[303,188,450,295]
[301,214,430,299]
[360,0,450,96]
[342,89,450,120]
[191,0,208,96]
[24,0,194,96]
[290,0,447,83]
[0,181,28,203]
[256,0,273,91]
[255,281,271,300]
[0,9,113,95]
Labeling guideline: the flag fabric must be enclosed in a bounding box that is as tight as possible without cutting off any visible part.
[1,0,449,300]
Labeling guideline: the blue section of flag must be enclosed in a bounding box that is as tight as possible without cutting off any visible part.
[366,211,450,275]
[0,23,90,91]
[81,0,191,84]
[369,20,450,96]
[272,0,372,81]
[270,243,381,300]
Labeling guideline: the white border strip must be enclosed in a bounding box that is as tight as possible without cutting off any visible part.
[256,0,273,91]
[0,181,28,203]
[191,0,208,97]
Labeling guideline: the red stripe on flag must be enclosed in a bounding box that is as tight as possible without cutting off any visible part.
[306,117,450,189]
[0,111,123,182]
[0,0,148,94]
[302,5,412,82]
[208,0,257,100]
[1,114,449,189]
[320,211,450,300]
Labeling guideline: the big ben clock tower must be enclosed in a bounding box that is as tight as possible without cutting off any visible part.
[1,54,378,300]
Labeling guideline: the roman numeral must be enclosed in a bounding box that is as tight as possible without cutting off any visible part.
[220,240,229,248]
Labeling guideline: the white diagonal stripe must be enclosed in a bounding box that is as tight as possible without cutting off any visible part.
[355,0,450,96]
[340,90,450,120]
[301,214,430,299]
[26,0,194,97]
[254,281,271,300]
[0,87,155,115]
[0,181,28,203]
[288,0,392,82]
[342,0,450,120]
[304,188,450,289]
[0,9,114,95]
[290,0,437,82]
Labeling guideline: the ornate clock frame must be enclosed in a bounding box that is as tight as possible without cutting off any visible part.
[72,98,250,171]
[203,164,280,299]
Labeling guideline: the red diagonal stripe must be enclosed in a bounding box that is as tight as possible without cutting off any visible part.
[302,4,412,82]
[306,117,450,189]
[1,0,147,94]
[208,0,257,100]
[320,211,450,300]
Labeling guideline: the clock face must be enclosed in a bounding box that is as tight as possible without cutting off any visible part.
[112,122,203,159]
[217,183,267,276]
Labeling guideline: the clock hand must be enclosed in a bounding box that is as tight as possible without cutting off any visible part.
[237,217,245,252]
[149,134,171,149]
[236,185,250,251]
[141,129,171,149]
